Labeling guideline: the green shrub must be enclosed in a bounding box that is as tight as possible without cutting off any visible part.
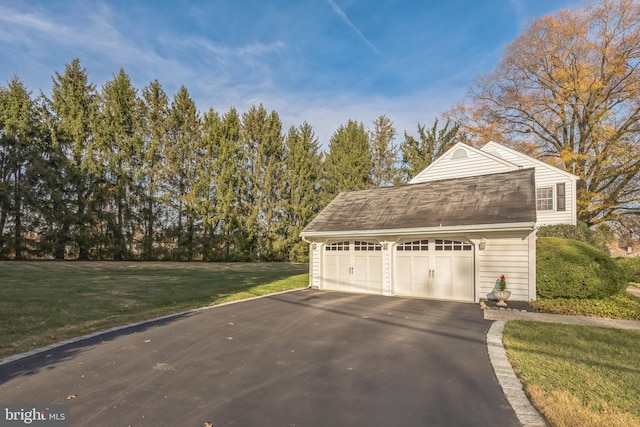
[537,237,627,299]
[616,257,640,283]
[536,222,610,252]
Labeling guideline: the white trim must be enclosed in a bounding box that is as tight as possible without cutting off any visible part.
[481,141,579,181]
[536,186,555,211]
[300,222,536,239]
[529,230,537,301]
[409,142,518,184]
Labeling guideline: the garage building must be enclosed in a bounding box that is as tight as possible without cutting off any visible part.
[300,168,537,302]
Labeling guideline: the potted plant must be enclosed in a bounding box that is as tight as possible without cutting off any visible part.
[493,275,511,306]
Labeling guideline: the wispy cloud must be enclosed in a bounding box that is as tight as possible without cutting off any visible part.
[325,0,383,58]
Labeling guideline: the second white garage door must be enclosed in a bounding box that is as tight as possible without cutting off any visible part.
[323,241,383,294]
[395,239,474,301]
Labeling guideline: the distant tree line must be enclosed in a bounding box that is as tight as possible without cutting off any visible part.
[0,59,461,261]
[7,1,636,261]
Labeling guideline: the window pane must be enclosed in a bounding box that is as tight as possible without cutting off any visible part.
[536,187,554,211]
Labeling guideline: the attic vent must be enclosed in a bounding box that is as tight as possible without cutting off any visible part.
[451,148,468,159]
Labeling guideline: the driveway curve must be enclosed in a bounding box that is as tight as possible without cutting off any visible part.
[0,289,519,426]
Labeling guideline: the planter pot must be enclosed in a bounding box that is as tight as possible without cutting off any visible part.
[492,290,511,307]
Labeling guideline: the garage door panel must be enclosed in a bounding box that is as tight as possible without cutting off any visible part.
[452,256,474,300]
[353,253,383,294]
[412,255,430,297]
[431,256,452,298]
[394,239,474,301]
[323,242,383,295]
[395,255,412,295]
[323,252,351,291]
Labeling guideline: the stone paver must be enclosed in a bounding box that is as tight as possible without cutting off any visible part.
[484,307,640,330]
[486,321,547,427]
[627,285,640,298]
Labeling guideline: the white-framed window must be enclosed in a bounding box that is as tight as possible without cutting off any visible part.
[354,241,382,251]
[536,187,554,211]
[396,240,429,251]
[435,240,472,251]
[325,241,349,251]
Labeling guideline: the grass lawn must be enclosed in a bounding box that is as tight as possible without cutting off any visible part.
[503,321,640,427]
[0,261,308,359]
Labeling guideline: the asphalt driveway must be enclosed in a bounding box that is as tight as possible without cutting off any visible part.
[0,289,519,426]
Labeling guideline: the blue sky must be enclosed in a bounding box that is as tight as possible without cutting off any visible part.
[0,0,586,147]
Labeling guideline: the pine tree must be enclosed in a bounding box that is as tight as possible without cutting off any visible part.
[164,86,201,260]
[369,115,399,187]
[209,107,245,260]
[399,118,460,182]
[93,68,143,260]
[282,122,323,261]
[27,95,71,259]
[0,77,37,259]
[240,104,285,260]
[49,58,98,259]
[139,80,169,259]
[322,119,372,199]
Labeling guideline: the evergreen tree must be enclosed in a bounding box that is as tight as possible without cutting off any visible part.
[28,96,71,259]
[241,104,285,260]
[139,79,169,259]
[209,107,245,260]
[283,122,323,261]
[49,58,98,259]
[369,115,399,187]
[164,86,201,260]
[93,68,142,260]
[0,77,38,259]
[322,119,372,199]
[399,118,461,182]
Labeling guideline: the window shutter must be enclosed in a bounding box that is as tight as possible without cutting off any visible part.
[556,183,566,211]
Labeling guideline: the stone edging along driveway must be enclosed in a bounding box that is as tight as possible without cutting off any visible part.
[486,321,546,427]
[484,301,640,427]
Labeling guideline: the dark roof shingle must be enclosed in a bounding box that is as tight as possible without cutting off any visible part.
[302,168,536,235]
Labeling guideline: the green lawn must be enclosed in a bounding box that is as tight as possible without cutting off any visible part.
[504,321,640,427]
[0,261,308,359]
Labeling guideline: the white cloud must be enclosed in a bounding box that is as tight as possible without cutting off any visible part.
[325,0,382,57]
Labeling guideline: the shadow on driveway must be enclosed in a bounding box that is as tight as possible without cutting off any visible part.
[0,289,518,427]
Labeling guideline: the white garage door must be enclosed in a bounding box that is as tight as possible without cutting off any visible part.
[395,239,474,301]
[323,241,383,294]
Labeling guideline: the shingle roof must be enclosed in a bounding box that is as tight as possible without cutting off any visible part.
[301,168,536,235]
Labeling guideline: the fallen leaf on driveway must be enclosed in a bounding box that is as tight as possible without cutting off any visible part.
[66,394,77,400]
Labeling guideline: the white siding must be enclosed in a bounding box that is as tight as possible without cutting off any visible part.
[382,242,392,296]
[410,145,514,184]
[482,143,577,226]
[310,243,321,288]
[475,231,533,301]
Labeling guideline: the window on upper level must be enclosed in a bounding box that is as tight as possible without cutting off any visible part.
[451,148,468,159]
[536,187,554,211]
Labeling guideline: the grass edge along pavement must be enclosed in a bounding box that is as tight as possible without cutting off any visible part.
[485,283,640,426]
[502,320,640,427]
[0,262,308,360]
[0,286,306,367]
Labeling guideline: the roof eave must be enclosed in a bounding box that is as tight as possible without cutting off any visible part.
[300,222,536,239]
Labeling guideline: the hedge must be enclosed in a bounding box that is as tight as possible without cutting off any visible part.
[537,237,627,299]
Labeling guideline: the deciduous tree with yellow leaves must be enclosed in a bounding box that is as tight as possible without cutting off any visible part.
[451,0,640,227]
